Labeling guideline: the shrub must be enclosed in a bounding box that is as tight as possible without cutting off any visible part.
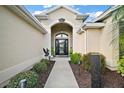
[40,58,50,66]
[82,52,106,73]
[69,47,73,56]
[81,53,91,71]
[70,53,81,64]
[117,56,124,76]
[51,47,55,56]
[120,55,124,59]
[100,54,106,72]
[33,62,48,73]
[7,71,38,88]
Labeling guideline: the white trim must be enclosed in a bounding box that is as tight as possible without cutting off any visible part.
[5,5,47,34]
[0,56,42,86]
[77,23,104,33]
[76,14,89,21]
[35,15,48,20]
[82,23,105,29]
[77,28,85,34]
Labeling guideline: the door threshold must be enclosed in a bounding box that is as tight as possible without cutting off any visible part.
[55,55,69,57]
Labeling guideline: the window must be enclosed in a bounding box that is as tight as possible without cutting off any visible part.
[56,33,68,39]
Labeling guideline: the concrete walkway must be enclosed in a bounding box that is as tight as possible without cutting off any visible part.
[45,57,79,88]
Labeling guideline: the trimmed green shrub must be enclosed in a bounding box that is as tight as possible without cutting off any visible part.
[40,58,50,66]
[69,47,73,56]
[82,52,106,73]
[7,71,38,88]
[70,53,81,64]
[100,54,106,72]
[117,56,124,76]
[81,53,91,71]
[51,47,55,56]
[33,62,48,73]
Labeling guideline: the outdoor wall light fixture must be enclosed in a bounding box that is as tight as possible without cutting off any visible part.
[19,79,27,88]
[58,18,65,22]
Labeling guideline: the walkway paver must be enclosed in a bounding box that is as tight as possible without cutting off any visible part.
[45,57,79,88]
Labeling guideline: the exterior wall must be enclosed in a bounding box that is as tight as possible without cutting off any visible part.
[73,31,86,54]
[100,16,119,70]
[39,7,85,55]
[0,6,44,86]
[86,28,102,53]
[85,18,119,70]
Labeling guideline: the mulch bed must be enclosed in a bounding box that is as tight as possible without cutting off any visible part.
[70,63,124,88]
[37,61,55,88]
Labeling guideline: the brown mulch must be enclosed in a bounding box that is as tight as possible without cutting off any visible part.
[70,63,124,88]
[37,61,55,88]
[102,69,124,88]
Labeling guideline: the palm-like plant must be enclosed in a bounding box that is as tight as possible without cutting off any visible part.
[111,5,124,59]
[112,5,124,22]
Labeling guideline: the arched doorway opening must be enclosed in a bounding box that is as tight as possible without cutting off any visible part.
[51,22,73,56]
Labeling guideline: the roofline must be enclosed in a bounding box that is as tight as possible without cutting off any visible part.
[35,5,89,21]
[38,5,81,15]
[83,23,105,29]
[94,5,122,22]
[77,22,104,34]
[5,5,47,34]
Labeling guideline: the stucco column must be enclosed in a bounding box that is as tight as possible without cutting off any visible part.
[73,27,76,53]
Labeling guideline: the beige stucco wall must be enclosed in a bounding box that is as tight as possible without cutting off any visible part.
[85,18,119,70]
[39,7,85,55]
[0,6,44,85]
[73,31,86,54]
[100,16,119,70]
[86,28,102,53]
[85,16,119,70]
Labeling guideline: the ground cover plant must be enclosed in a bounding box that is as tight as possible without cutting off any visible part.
[6,58,55,88]
[7,71,38,88]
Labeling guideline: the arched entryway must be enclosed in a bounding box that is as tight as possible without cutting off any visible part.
[51,22,73,56]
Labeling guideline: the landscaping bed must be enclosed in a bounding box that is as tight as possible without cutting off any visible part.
[6,59,55,88]
[70,63,124,88]
[37,61,55,88]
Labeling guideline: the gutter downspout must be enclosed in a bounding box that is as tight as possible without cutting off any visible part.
[85,30,87,54]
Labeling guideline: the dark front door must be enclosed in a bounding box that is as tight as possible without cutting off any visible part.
[55,39,68,55]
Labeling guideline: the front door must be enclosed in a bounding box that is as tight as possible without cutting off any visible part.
[55,39,68,55]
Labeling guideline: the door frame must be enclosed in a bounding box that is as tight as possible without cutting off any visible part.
[55,39,68,55]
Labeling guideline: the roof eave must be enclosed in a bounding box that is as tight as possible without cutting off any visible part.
[6,5,48,34]
[83,23,105,30]
[76,14,89,21]
[94,5,122,22]
[77,23,105,33]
